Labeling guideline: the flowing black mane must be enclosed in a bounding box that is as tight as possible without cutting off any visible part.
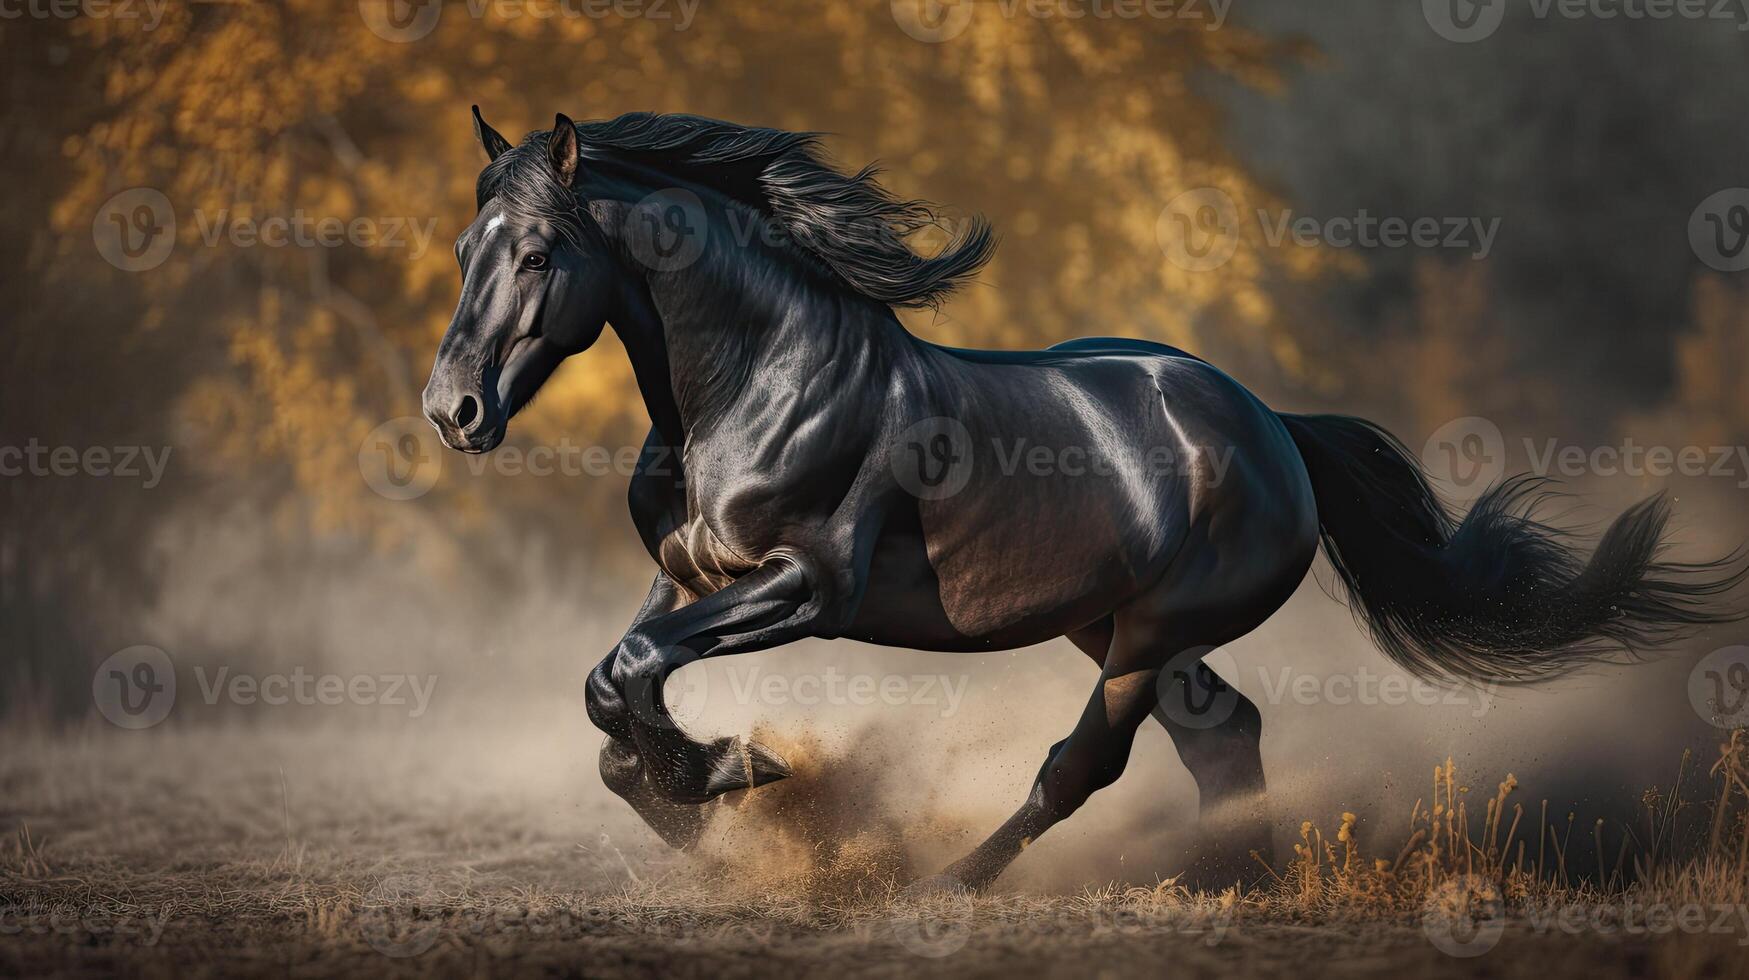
[477,112,996,309]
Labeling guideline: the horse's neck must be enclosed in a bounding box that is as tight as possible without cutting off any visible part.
[606,278,684,448]
[616,224,912,444]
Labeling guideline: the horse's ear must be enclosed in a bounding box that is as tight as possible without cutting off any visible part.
[548,112,580,187]
[472,105,512,162]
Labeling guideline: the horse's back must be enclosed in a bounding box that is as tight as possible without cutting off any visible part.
[927,336,1206,367]
[847,337,1314,649]
[1045,336,1207,363]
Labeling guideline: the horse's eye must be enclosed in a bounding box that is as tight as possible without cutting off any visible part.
[521,252,548,271]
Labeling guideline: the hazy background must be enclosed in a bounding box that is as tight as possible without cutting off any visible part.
[2,0,1746,890]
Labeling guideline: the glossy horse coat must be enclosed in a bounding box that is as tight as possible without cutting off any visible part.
[424,109,1742,891]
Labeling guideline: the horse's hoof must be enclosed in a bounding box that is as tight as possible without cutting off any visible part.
[643,734,792,805]
[640,796,715,850]
[900,873,973,900]
[703,737,792,798]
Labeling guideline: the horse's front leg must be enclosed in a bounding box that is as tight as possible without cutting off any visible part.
[586,574,717,848]
[611,555,830,806]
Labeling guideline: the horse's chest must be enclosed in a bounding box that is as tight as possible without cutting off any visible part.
[656,518,760,599]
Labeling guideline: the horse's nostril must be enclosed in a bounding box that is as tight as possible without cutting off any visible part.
[455,394,480,431]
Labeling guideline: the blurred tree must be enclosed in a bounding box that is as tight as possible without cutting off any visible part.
[2,2,1329,714]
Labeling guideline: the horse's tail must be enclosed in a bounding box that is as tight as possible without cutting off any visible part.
[1278,413,1745,684]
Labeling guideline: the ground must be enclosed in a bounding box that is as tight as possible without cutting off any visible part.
[3,725,1746,979]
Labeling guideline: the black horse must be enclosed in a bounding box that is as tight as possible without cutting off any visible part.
[422,109,1741,892]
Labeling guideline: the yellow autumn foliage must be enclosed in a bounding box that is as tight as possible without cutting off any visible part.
[39,1,1333,536]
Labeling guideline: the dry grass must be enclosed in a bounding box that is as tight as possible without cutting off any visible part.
[2,724,1748,979]
[1245,732,1746,915]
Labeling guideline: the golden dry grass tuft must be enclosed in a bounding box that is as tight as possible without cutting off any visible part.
[1240,731,1749,922]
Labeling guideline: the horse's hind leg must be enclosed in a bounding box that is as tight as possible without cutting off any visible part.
[920,608,1185,893]
[1068,619,1273,869]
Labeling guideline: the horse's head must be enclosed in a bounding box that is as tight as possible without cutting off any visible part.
[422,108,616,453]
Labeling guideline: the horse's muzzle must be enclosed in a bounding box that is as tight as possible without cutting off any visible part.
[422,384,503,454]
